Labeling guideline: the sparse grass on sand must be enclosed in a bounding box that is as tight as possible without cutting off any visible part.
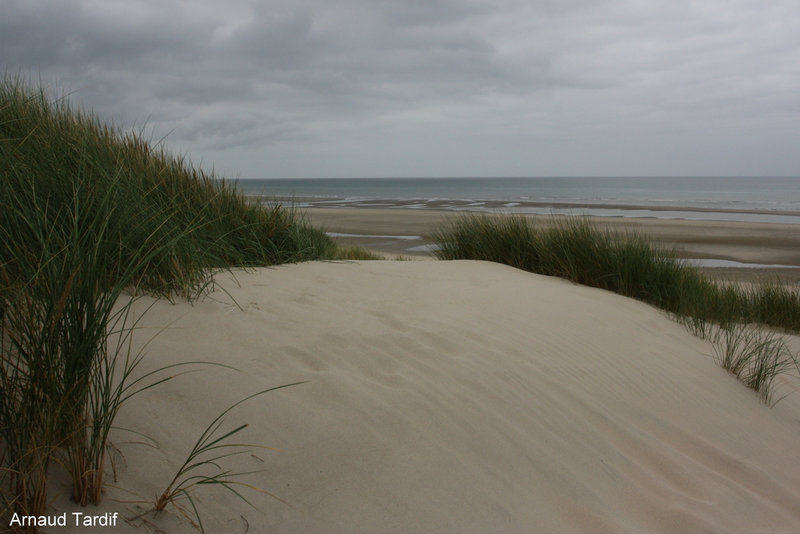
[434,214,800,402]
[326,245,386,261]
[0,75,365,531]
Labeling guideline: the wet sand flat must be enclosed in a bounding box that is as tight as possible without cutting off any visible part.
[305,207,800,283]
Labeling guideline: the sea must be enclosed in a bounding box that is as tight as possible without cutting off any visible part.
[233,176,800,225]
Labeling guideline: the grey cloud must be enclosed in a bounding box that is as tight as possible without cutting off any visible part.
[1,1,204,68]
[179,113,295,151]
[378,0,490,27]
[215,7,319,70]
[151,76,256,107]
[2,0,799,177]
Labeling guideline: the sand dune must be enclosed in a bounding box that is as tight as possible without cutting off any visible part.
[50,261,800,533]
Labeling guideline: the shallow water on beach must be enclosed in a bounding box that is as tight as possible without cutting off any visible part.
[234,176,800,224]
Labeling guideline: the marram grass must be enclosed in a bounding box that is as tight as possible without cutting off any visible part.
[1,75,342,296]
[711,325,796,405]
[434,213,800,401]
[0,75,351,530]
[153,383,307,533]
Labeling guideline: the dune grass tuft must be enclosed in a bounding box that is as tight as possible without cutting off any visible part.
[1,75,341,296]
[0,75,339,529]
[329,246,387,260]
[434,213,800,401]
[711,325,797,405]
[153,383,306,533]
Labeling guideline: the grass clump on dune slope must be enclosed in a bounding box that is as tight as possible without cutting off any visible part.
[0,76,339,297]
[0,75,339,529]
[434,214,800,402]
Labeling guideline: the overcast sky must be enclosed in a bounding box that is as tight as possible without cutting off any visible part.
[3,0,799,178]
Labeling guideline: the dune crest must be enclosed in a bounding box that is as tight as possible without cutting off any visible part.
[52,261,800,533]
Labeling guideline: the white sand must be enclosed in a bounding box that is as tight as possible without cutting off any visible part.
[48,260,800,533]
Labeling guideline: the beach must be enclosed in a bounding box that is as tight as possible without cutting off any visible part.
[305,206,800,284]
[47,260,800,533]
[7,77,800,534]
[33,201,800,533]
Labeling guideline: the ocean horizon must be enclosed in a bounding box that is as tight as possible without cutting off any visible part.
[232,176,800,224]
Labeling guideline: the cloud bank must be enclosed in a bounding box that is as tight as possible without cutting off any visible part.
[2,0,799,177]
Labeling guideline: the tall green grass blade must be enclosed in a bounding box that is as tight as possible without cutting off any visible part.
[154,383,308,530]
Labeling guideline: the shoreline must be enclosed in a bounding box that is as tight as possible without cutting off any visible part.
[303,206,800,284]
[256,195,800,223]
